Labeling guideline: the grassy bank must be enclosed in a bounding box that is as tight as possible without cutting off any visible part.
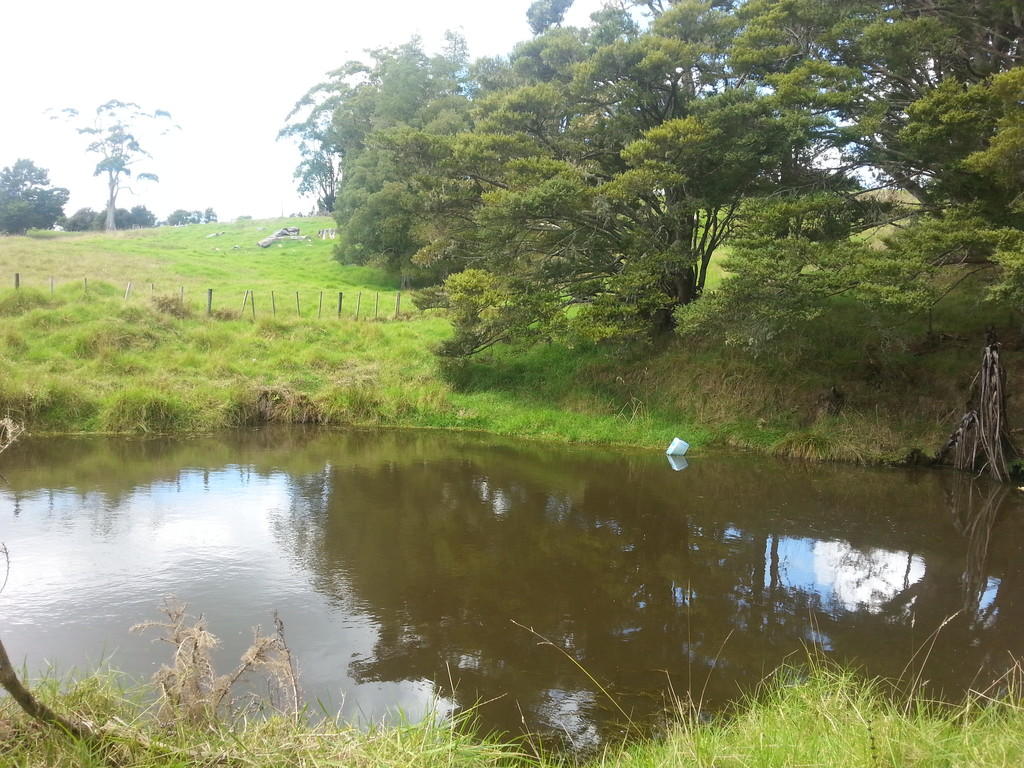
[3,663,1021,767]
[0,219,1018,461]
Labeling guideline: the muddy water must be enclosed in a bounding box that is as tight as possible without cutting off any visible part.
[1,428,1022,748]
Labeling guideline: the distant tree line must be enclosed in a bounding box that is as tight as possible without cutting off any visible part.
[61,206,217,230]
[64,205,157,231]
[0,157,221,233]
[282,0,1024,356]
[165,207,218,226]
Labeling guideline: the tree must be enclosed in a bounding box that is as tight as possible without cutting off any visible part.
[287,36,473,284]
[58,100,176,231]
[278,97,343,214]
[527,0,576,35]
[671,0,1024,345]
[0,159,69,235]
[398,1,831,352]
[126,205,157,229]
[166,209,200,226]
[64,207,102,232]
[165,208,215,226]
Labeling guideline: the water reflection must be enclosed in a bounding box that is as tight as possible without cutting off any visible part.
[1,428,1023,749]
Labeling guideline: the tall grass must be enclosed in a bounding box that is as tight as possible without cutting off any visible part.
[4,658,1023,767]
[594,661,1024,768]
[0,219,1018,461]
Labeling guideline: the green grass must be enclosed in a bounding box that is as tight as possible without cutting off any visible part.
[3,660,1022,767]
[0,219,1017,462]
[598,663,1024,768]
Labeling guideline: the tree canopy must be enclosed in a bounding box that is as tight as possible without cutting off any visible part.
[166,208,217,226]
[0,159,69,235]
[63,205,157,231]
[285,0,1024,356]
[58,100,177,231]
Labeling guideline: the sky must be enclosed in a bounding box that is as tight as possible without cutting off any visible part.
[2,0,608,223]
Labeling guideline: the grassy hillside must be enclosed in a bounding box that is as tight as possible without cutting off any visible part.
[0,219,675,446]
[0,218,1017,462]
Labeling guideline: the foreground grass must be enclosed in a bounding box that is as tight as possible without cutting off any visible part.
[2,664,1022,767]
[0,219,1019,461]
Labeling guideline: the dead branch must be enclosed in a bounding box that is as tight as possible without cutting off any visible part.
[0,634,95,740]
[131,596,302,724]
[0,417,25,458]
[937,341,1012,481]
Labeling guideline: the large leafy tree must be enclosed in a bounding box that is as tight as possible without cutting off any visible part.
[58,100,176,231]
[289,0,1024,356]
[281,36,472,284]
[279,86,345,214]
[402,1,857,353]
[64,207,102,232]
[0,159,69,235]
[336,37,473,284]
[675,0,1024,344]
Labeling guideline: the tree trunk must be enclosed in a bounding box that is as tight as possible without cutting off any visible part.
[105,172,118,231]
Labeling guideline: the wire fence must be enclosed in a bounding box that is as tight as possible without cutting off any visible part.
[8,272,407,321]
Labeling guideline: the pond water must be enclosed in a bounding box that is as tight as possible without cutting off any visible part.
[1,428,1023,748]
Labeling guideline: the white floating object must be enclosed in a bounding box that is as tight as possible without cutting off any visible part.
[666,437,690,456]
[667,454,689,471]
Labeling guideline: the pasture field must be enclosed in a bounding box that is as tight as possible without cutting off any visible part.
[0,218,1015,463]
[0,220,681,447]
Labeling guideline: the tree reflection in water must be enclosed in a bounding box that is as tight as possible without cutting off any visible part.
[1,430,1023,749]
[265,433,1024,746]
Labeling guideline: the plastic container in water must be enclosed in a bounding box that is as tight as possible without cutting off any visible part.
[666,454,689,471]
[666,437,689,456]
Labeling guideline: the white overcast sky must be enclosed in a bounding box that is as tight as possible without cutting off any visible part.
[1,0,607,222]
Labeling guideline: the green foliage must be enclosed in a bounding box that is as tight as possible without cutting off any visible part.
[281,36,472,277]
[674,194,918,347]
[526,0,574,36]
[963,67,1024,213]
[125,205,157,228]
[435,269,561,357]
[165,207,216,226]
[59,99,176,231]
[64,207,102,231]
[273,0,1024,365]
[0,159,69,235]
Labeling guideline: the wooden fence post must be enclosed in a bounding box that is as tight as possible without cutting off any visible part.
[318,290,323,319]
[374,291,379,319]
[240,290,249,317]
[271,290,276,316]
[355,292,362,321]
[395,291,401,319]
[295,291,301,317]
[14,273,19,290]
[338,292,343,317]
[207,288,213,316]
[124,282,132,300]
[250,290,256,320]
[50,275,54,294]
